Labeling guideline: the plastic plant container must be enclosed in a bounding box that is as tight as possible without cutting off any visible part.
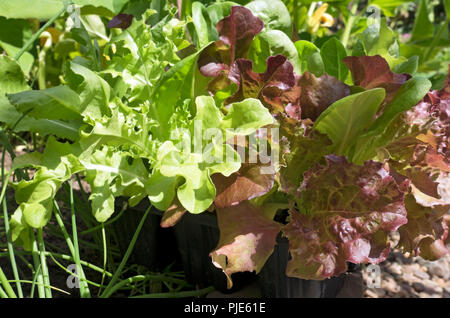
[170,210,359,297]
[112,199,179,271]
[114,200,361,297]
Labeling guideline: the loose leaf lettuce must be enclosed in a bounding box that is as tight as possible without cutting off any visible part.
[314,88,386,155]
[210,201,282,288]
[283,155,408,280]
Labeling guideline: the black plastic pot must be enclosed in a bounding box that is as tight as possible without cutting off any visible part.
[111,198,179,271]
[171,210,361,298]
[172,211,255,294]
[114,201,362,298]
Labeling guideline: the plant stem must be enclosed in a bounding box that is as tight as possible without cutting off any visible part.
[14,5,67,61]
[101,274,190,298]
[423,21,447,63]
[37,32,52,90]
[0,267,17,298]
[52,200,91,292]
[37,228,52,298]
[97,224,107,296]
[100,206,151,298]
[0,251,113,277]
[0,284,8,298]
[31,232,45,298]
[341,0,359,48]
[2,200,23,298]
[69,182,91,298]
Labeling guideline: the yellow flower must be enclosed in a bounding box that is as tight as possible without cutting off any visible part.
[307,3,335,34]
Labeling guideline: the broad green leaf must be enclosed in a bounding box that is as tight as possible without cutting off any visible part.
[372,78,432,132]
[392,55,419,75]
[369,0,412,17]
[0,97,81,140]
[80,14,108,40]
[411,0,435,41]
[0,40,34,74]
[314,88,386,155]
[246,0,292,37]
[445,0,450,21]
[12,152,42,170]
[10,139,83,237]
[10,209,33,251]
[66,61,112,121]
[0,0,128,20]
[0,0,63,20]
[0,56,80,139]
[0,17,33,48]
[320,37,348,82]
[192,2,210,48]
[221,98,274,135]
[74,0,129,14]
[7,85,82,121]
[351,77,432,163]
[360,18,404,67]
[150,50,204,139]
[195,95,223,130]
[294,40,324,76]
[21,201,53,229]
[248,30,301,74]
[0,55,29,93]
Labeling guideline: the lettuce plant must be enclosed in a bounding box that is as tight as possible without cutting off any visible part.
[0,3,448,288]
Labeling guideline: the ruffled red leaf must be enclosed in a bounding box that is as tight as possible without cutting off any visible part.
[297,71,350,121]
[387,89,450,201]
[282,155,407,280]
[211,162,275,209]
[198,6,264,91]
[398,193,449,260]
[217,6,264,61]
[343,55,410,103]
[226,55,298,113]
[278,117,332,194]
[210,201,281,288]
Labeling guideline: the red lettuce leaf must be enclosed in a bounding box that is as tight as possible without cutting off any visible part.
[278,116,332,194]
[225,57,349,120]
[343,55,410,103]
[282,155,407,280]
[210,201,281,288]
[198,6,264,93]
[386,89,450,200]
[217,6,264,62]
[398,193,449,260]
[160,199,187,228]
[211,162,275,209]
[297,71,350,121]
[226,55,298,114]
[107,14,134,30]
